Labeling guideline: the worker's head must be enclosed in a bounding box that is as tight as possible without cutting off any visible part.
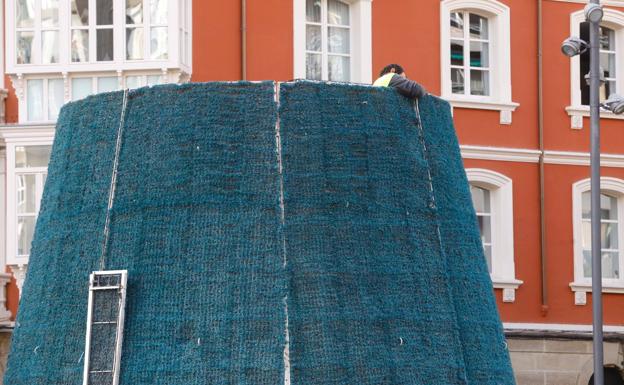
[379,64,406,78]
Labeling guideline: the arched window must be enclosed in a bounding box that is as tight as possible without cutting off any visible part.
[567,8,624,129]
[441,0,517,125]
[571,177,624,305]
[294,0,372,83]
[466,168,522,302]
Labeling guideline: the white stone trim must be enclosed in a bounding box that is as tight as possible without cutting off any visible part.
[293,0,372,83]
[466,168,522,302]
[440,0,517,124]
[567,8,624,129]
[460,145,541,163]
[544,150,624,167]
[571,177,624,305]
[503,322,624,333]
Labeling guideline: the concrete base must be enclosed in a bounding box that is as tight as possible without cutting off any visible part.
[509,337,624,385]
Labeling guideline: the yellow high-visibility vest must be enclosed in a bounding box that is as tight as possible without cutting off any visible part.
[373,73,395,87]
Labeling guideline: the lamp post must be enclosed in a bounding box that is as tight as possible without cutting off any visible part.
[561,2,624,385]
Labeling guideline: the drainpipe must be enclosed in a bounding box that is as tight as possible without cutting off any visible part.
[537,0,549,316]
[241,0,247,80]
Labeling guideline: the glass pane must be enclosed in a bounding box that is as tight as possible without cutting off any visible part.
[97,0,114,25]
[451,68,465,94]
[601,193,617,220]
[450,39,464,66]
[478,215,491,243]
[71,30,89,62]
[483,244,492,274]
[16,175,36,214]
[42,0,59,27]
[125,76,141,89]
[18,217,36,256]
[42,31,59,64]
[27,80,43,121]
[150,0,168,24]
[328,55,350,82]
[17,32,35,64]
[470,41,489,68]
[450,12,463,38]
[97,29,114,61]
[469,13,488,39]
[600,27,615,51]
[306,25,321,52]
[126,0,143,24]
[583,249,592,278]
[127,28,144,59]
[306,0,321,23]
[17,0,35,28]
[72,78,92,101]
[71,0,89,26]
[48,78,64,120]
[147,75,161,86]
[602,251,620,279]
[15,146,52,168]
[602,222,618,250]
[582,220,591,249]
[601,52,616,80]
[306,53,321,80]
[150,27,168,59]
[470,70,490,96]
[328,27,349,54]
[98,77,118,93]
[328,0,349,26]
[582,192,591,219]
[470,185,490,213]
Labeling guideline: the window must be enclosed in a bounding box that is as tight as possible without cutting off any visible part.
[567,8,624,129]
[466,169,521,302]
[440,0,517,124]
[70,0,114,62]
[26,78,64,122]
[16,0,60,64]
[450,11,490,96]
[125,0,169,61]
[294,0,372,83]
[13,145,51,259]
[572,177,624,304]
[83,271,128,385]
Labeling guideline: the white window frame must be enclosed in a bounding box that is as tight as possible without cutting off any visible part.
[293,0,372,84]
[571,177,624,305]
[124,0,169,61]
[1,126,55,294]
[466,168,522,302]
[440,0,518,125]
[23,77,65,122]
[566,8,624,129]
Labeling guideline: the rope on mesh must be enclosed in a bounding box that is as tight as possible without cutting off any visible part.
[99,89,130,271]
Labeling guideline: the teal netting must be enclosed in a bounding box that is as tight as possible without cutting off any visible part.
[4,81,514,385]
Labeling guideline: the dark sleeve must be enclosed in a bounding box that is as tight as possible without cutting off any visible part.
[388,75,427,99]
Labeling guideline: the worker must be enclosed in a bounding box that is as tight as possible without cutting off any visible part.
[373,64,426,99]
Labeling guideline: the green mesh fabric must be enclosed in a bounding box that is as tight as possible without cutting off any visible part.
[4,81,514,385]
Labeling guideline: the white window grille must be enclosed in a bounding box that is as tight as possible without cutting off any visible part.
[83,270,128,385]
[125,0,169,61]
[16,0,60,64]
[449,11,490,97]
[470,185,493,272]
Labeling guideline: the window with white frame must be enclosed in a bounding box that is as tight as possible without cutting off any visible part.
[466,168,521,302]
[16,0,60,64]
[571,178,624,303]
[440,0,517,124]
[294,0,372,83]
[14,145,51,260]
[26,78,64,121]
[70,0,114,62]
[568,9,624,128]
[125,0,169,61]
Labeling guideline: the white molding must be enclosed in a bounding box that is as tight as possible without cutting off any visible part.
[566,105,624,129]
[571,177,624,305]
[569,8,624,123]
[544,150,624,167]
[503,322,624,333]
[460,145,541,163]
[293,0,372,83]
[440,0,517,123]
[466,168,521,302]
